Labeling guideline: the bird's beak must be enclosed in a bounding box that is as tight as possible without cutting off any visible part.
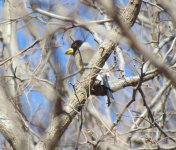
[65,48,74,55]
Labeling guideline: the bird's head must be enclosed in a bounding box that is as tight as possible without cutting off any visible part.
[65,40,83,55]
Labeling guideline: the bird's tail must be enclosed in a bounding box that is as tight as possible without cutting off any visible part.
[102,75,114,106]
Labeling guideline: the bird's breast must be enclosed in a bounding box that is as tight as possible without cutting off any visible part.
[75,53,84,70]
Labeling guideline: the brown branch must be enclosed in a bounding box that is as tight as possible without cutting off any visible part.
[139,86,176,143]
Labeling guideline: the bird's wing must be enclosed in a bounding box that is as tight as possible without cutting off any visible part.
[79,42,96,64]
[79,42,110,76]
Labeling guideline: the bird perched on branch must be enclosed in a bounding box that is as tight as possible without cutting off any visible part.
[65,40,114,106]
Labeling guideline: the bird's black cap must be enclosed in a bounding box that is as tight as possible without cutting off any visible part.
[71,40,83,51]
[65,40,83,55]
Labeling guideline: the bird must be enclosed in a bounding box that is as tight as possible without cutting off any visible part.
[65,40,114,106]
